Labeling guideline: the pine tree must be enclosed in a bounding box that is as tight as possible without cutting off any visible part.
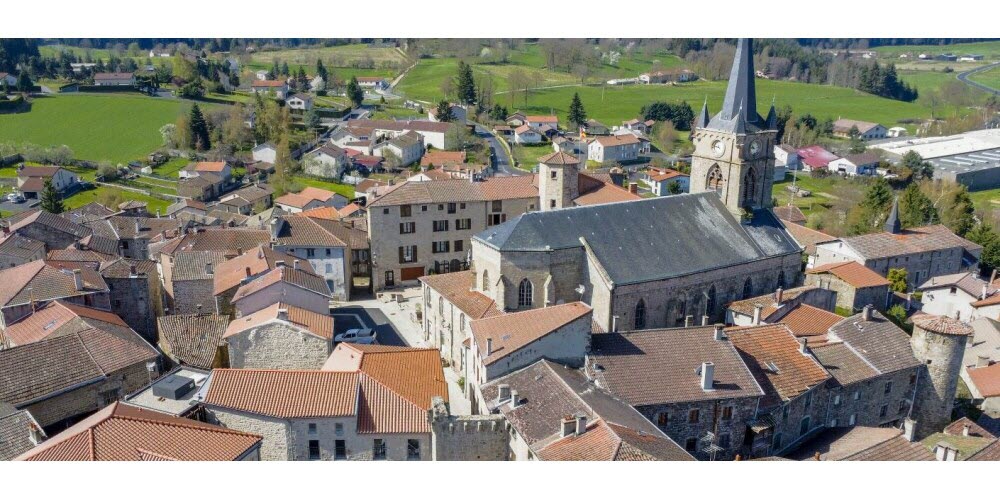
[848,177,893,235]
[315,59,328,81]
[40,178,64,214]
[268,60,278,80]
[280,61,290,77]
[16,72,32,93]
[940,185,976,237]
[456,61,476,105]
[568,92,587,128]
[966,223,1000,275]
[435,100,453,122]
[188,103,211,151]
[898,183,936,229]
[346,77,364,108]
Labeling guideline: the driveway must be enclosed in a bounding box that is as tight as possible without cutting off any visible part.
[331,306,408,347]
[474,123,522,176]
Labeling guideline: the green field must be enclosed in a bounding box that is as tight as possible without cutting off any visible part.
[875,41,1000,60]
[396,56,578,102]
[292,176,357,199]
[250,44,408,68]
[0,94,196,164]
[969,65,1000,91]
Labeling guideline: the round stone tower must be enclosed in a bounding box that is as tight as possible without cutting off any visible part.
[910,314,972,439]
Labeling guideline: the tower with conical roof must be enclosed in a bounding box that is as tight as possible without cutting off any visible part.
[884,196,902,234]
[689,38,778,216]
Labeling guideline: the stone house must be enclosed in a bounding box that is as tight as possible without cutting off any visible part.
[0,233,46,269]
[157,313,230,370]
[85,216,182,260]
[217,184,274,215]
[587,134,641,163]
[14,402,261,461]
[918,271,998,322]
[169,250,227,315]
[212,245,313,317]
[223,302,334,370]
[155,228,271,302]
[177,174,224,201]
[805,260,891,314]
[726,285,838,327]
[99,258,164,344]
[0,314,159,431]
[204,345,448,461]
[231,264,333,316]
[465,302,593,413]
[0,261,111,330]
[0,404,45,461]
[302,144,351,179]
[7,210,92,251]
[480,360,693,461]
[419,270,501,372]
[588,326,764,460]
[270,215,352,301]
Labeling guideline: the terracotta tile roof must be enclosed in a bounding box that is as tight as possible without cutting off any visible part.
[15,402,260,461]
[945,417,997,439]
[3,300,128,347]
[844,433,935,461]
[808,342,878,386]
[0,261,108,308]
[9,210,91,239]
[725,324,830,407]
[307,217,368,249]
[0,404,42,460]
[161,229,271,258]
[968,438,1000,461]
[969,363,1000,398]
[232,265,332,302]
[418,271,500,320]
[525,115,558,123]
[807,261,890,288]
[470,302,591,366]
[773,205,807,225]
[912,314,974,336]
[648,169,687,183]
[17,165,64,178]
[590,327,764,405]
[224,302,333,340]
[0,234,45,260]
[773,303,845,347]
[842,224,980,260]
[591,134,640,147]
[538,151,580,165]
[271,216,347,248]
[827,310,921,375]
[0,325,157,406]
[85,216,182,240]
[325,343,447,409]
[573,173,641,206]
[356,375,431,434]
[297,206,341,221]
[728,285,814,318]
[213,246,311,295]
[47,247,115,264]
[157,314,229,369]
[420,150,466,167]
[369,176,538,207]
[61,202,116,224]
[98,258,157,279]
[170,250,227,282]
[205,369,359,418]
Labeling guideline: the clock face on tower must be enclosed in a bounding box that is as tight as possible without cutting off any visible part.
[749,140,761,157]
[711,140,725,158]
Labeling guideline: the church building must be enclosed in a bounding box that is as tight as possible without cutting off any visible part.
[459,38,803,332]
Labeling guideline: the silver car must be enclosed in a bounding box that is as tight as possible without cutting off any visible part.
[334,328,377,345]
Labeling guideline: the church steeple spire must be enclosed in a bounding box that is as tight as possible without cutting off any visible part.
[695,97,710,129]
[884,196,902,234]
[765,97,777,130]
[721,38,758,124]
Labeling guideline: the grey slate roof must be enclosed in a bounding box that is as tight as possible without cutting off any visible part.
[0,404,41,461]
[474,193,799,285]
[705,38,774,134]
[827,310,921,375]
[171,251,227,281]
[157,314,229,369]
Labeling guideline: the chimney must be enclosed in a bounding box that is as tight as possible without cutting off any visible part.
[798,337,808,354]
[258,247,265,259]
[574,414,587,435]
[862,305,872,321]
[963,423,971,437]
[129,264,137,277]
[684,315,693,328]
[277,308,289,321]
[713,324,725,341]
[775,287,784,303]
[903,418,916,442]
[905,293,912,310]
[205,262,213,275]
[752,304,763,325]
[1,224,8,236]
[486,337,493,356]
[701,315,709,326]
[700,362,715,391]
[72,269,83,291]
[983,284,989,300]
[497,384,511,401]
[196,304,202,314]
[245,267,252,279]
[156,208,160,218]
[628,182,638,194]
[977,355,991,368]
[510,390,519,407]
[275,260,286,268]
[935,444,959,461]
[293,259,300,270]
[134,219,140,233]
[560,416,576,438]
[991,269,998,285]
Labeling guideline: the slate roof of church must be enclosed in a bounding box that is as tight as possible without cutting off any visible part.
[474,193,799,285]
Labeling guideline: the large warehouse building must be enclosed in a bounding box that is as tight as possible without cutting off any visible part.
[875,128,1000,190]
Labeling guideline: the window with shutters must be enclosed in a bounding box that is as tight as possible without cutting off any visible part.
[447,203,457,214]
[432,241,450,254]
[456,218,472,230]
[399,245,417,263]
[399,222,415,234]
[433,220,449,232]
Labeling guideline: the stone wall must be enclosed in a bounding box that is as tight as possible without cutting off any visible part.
[823,367,920,431]
[171,278,215,315]
[226,322,333,370]
[429,398,508,461]
[107,274,161,344]
[637,396,759,461]
[911,324,967,439]
[26,362,155,430]
[13,225,78,252]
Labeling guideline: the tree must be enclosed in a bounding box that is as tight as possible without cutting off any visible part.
[885,304,911,333]
[39,178,64,214]
[188,103,211,151]
[666,181,683,195]
[315,59,328,81]
[434,100,453,123]
[887,268,908,293]
[456,60,476,106]
[847,177,893,235]
[967,223,1000,276]
[16,72,32,93]
[640,101,694,131]
[489,104,508,122]
[898,182,936,228]
[346,76,364,108]
[271,134,294,195]
[938,184,976,237]
[775,105,793,143]
[567,92,587,128]
[304,107,320,132]
[901,150,933,181]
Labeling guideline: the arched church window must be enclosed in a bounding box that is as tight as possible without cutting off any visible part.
[706,286,717,316]
[707,165,725,196]
[634,300,646,330]
[742,168,757,206]
[742,278,753,299]
[518,279,533,308]
[482,270,490,292]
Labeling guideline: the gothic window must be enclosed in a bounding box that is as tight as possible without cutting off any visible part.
[742,278,753,299]
[634,299,646,330]
[707,165,725,196]
[676,296,688,326]
[482,270,490,292]
[777,270,786,289]
[518,279,533,308]
[742,168,757,206]
[706,286,717,316]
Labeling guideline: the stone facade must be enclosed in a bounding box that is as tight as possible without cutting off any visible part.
[428,398,509,461]
[815,241,970,289]
[910,323,967,439]
[421,282,470,371]
[636,396,759,461]
[821,367,920,433]
[757,385,829,456]
[225,322,333,370]
[205,407,431,461]
[804,273,889,313]
[171,277,215,315]
[106,272,164,344]
[25,362,155,431]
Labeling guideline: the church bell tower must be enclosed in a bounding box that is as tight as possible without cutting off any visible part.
[689,38,777,217]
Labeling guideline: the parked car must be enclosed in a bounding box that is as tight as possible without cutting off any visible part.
[6,192,25,203]
[334,327,376,345]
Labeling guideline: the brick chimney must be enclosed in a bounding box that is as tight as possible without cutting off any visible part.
[714,324,725,341]
[700,362,714,391]
[628,182,638,194]
[752,304,763,325]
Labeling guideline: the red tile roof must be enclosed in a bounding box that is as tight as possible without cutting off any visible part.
[419,271,501,320]
[775,303,846,347]
[205,369,359,418]
[213,246,313,295]
[3,300,128,347]
[470,302,592,366]
[726,323,830,407]
[224,302,334,340]
[325,343,447,409]
[807,261,891,288]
